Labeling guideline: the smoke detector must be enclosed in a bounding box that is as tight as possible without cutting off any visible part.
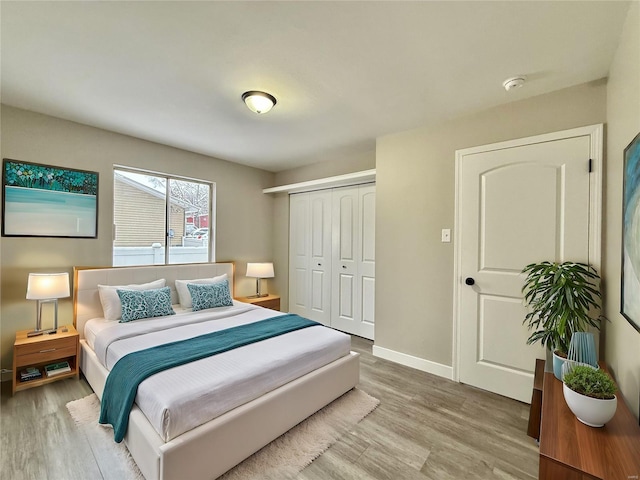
[503,76,526,91]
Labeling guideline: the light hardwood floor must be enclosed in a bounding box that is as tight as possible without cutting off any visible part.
[0,336,539,479]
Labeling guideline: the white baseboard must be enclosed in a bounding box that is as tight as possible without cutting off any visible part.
[372,345,453,380]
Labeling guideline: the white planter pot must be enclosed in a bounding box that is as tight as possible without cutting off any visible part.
[563,383,617,427]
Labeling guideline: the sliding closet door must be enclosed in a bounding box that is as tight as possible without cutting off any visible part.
[331,184,375,339]
[358,184,376,339]
[289,194,310,318]
[288,191,332,325]
[331,186,359,335]
[307,191,332,324]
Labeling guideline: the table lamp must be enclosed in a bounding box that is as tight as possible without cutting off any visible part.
[246,262,274,298]
[26,272,70,337]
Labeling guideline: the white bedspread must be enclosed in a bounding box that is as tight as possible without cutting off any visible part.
[86,303,351,442]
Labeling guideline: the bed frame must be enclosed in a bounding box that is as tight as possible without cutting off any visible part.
[74,263,360,480]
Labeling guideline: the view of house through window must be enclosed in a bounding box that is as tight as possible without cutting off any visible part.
[113,168,214,266]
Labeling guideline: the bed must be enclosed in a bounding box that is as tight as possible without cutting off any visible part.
[74,263,360,480]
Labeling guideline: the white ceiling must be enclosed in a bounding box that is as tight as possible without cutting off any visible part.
[1,1,630,172]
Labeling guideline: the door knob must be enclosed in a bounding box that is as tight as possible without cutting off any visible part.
[465,277,475,286]
[342,265,347,269]
[317,263,322,266]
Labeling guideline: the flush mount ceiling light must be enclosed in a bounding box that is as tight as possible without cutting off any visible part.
[242,90,277,114]
[503,76,526,91]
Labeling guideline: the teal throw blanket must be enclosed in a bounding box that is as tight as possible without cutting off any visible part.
[99,314,319,442]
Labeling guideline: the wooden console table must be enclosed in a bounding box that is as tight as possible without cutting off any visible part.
[527,358,545,440]
[535,360,640,480]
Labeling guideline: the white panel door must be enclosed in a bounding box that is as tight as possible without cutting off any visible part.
[307,191,332,325]
[457,132,596,402]
[331,184,376,339]
[359,184,376,339]
[332,186,359,334]
[289,194,310,318]
[288,191,332,325]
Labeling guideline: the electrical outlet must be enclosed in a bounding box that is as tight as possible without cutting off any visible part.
[441,229,451,243]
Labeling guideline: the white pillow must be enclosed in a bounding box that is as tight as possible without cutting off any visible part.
[175,274,228,308]
[98,278,166,320]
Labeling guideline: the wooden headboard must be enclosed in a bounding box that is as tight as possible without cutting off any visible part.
[74,262,235,340]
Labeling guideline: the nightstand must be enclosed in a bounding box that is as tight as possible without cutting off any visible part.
[235,294,281,311]
[12,324,80,395]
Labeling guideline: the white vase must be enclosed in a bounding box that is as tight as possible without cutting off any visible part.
[552,351,567,380]
[562,383,617,427]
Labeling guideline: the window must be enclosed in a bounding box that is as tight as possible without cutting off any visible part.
[113,168,215,266]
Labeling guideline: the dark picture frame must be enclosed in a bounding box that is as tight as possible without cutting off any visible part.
[2,159,99,238]
[621,132,640,333]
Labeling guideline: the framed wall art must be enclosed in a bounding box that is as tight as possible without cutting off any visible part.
[621,132,640,333]
[2,159,98,238]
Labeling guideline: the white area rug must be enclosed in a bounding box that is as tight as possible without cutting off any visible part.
[66,388,379,480]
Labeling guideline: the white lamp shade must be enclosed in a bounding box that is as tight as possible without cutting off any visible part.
[242,91,276,114]
[246,263,274,279]
[26,272,70,300]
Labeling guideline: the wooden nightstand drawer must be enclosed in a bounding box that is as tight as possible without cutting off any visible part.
[17,344,77,367]
[235,294,281,311]
[257,298,280,311]
[16,335,76,357]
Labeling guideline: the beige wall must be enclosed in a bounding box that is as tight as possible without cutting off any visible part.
[273,149,375,186]
[603,1,640,419]
[375,80,607,368]
[0,105,275,373]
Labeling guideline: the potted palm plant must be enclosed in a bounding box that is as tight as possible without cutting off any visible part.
[562,364,617,427]
[521,261,602,380]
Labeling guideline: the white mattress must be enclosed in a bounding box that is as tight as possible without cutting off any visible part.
[84,304,193,350]
[86,303,351,442]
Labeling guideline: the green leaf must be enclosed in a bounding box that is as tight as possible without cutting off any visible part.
[521,261,601,353]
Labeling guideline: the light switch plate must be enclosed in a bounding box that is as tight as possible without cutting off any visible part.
[441,229,451,243]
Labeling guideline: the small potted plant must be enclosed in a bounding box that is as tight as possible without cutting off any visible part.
[562,364,617,427]
[521,261,602,379]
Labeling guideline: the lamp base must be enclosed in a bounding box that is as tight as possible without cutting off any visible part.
[27,328,57,337]
[29,299,60,337]
[247,293,269,298]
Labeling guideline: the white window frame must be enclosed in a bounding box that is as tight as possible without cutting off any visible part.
[113,165,215,265]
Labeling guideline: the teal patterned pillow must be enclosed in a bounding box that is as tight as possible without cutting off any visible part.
[187,280,233,311]
[117,287,176,323]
